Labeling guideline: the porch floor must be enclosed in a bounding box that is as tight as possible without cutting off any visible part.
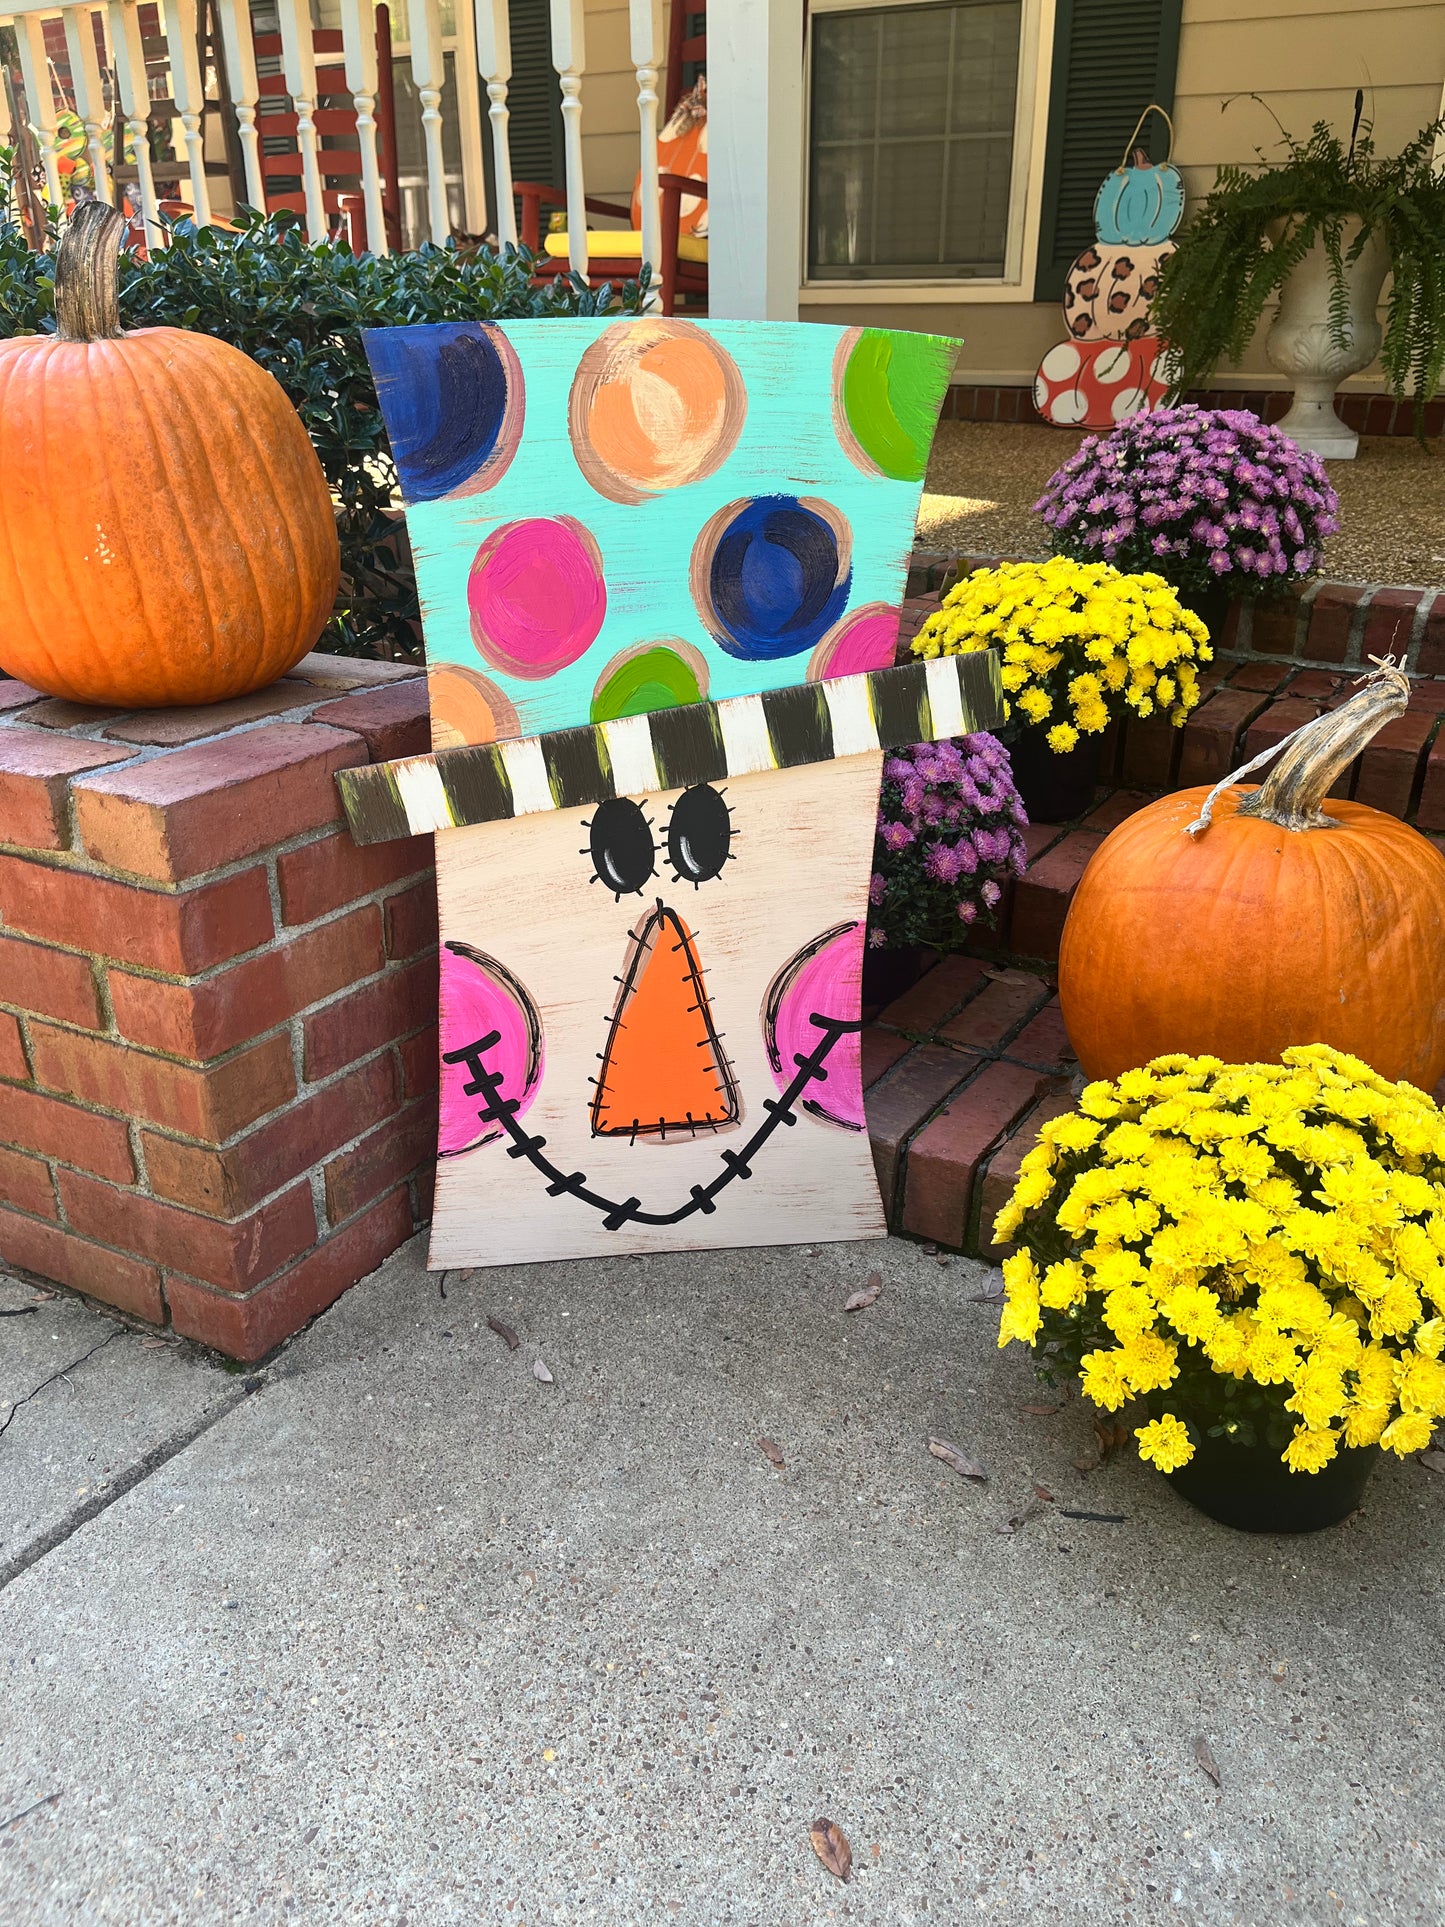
[3,1241,1442,1922]
[919,421,1445,589]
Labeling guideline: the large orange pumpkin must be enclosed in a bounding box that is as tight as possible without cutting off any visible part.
[0,202,339,707]
[1059,665,1445,1088]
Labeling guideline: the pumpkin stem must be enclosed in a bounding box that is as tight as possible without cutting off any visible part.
[1184,660,1412,837]
[54,201,127,344]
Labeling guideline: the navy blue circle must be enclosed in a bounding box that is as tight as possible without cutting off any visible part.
[365,323,515,502]
[699,496,851,660]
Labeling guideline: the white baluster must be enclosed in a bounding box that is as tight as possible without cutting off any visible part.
[214,0,266,211]
[474,0,515,249]
[408,0,451,246]
[549,0,587,278]
[275,0,326,241]
[108,0,160,238]
[629,0,663,307]
[63,5,112,203]
[0,54,10,147]
[162,0,212,222]
[16,16,64,210]
[339,0,387,252]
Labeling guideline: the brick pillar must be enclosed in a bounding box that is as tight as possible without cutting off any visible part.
[0,657,439,1361]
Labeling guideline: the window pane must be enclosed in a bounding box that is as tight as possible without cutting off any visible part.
[808,0,1022,280]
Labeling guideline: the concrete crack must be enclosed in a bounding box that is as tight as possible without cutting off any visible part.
[0,1379,263,1595]
[0,1329,122,1441]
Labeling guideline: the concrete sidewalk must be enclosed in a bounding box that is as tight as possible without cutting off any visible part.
[1,1235,1441,1925]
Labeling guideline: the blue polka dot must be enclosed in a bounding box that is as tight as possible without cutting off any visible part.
[363,323,522,502]
[692,496,852,660]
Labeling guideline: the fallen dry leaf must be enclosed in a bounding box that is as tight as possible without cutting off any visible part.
[488,1316,520,1351]
[1020,1402,1061,1417]
[927,1436,986,1482]
[1094,1417,1130,1462]
[139,1337,174,1351]
[844,1271,884,1313]
[1071,1451,1100,1473]
[1419,1448,1445,1473]
[995,1499,1048,1537]
[982,966,1037,986]
[758,1437,785,1468]
[1032,1483,1054,1503]
[532,1358,554,1384]
[809,1816,852,1884]
[1194,1736,1221,1787]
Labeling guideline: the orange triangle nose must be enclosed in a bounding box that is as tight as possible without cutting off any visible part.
[591,904,739,1140]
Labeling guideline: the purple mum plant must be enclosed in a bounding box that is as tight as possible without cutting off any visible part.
[868,735,1028,952]
[1033,404,1340,602]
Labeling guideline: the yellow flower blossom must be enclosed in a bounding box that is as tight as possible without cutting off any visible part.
[1079,1348,1130,1411]
[988,1047,1445,1475]
[1283,1426,1339,1473]
[1380,1412,1435,1456]
[1135,1413,1193,1472]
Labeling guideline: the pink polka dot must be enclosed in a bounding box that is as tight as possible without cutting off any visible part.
[467,516,607,680]
[807,602,901,681]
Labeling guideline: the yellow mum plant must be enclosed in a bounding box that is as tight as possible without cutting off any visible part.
[913,559,1212,754]
[994,1045,1445,1480]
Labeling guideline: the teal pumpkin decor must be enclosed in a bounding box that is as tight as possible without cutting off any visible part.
[1094,107,1185,247]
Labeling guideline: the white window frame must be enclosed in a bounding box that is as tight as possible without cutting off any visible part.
[800,0,1054,303]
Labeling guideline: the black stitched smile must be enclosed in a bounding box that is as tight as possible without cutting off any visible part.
[441,1012,862,1231]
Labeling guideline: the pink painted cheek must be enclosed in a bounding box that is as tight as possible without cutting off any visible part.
[438,944,544,1156]
[764,922,866,1131]
[467,516,607,679]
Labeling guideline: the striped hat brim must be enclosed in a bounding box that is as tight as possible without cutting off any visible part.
[336,651,1004,847]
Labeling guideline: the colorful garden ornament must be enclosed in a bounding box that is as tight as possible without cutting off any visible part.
[340,318,1003,1269]
[1035,107,1184,429]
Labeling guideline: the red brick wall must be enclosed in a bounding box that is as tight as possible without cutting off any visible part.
[943,383,1445,439]
[0,656,437,1361]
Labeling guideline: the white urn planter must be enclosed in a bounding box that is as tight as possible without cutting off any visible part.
[1265,220,1391,459]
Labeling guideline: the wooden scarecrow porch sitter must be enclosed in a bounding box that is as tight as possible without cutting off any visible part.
[339,317,1002,1268]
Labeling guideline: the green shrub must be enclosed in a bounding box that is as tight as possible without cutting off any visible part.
[0,198,643,659]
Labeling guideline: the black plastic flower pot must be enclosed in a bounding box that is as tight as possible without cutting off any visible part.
[861,942,928,1015]
[1004,723,1103,825]
[1163,1428,1379,1534]
[1170,581,1234,649]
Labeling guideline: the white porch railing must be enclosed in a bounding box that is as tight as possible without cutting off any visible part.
[1,0,799,317]
[0,0,669,265]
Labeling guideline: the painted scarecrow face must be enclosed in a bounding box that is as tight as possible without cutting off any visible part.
[429,752,884,1268]
[351,315,978,1269]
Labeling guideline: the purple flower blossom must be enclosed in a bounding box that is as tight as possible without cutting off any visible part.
[869,735,1026,953]
[1032,405,1338,603]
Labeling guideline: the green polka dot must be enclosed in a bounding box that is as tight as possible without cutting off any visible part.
[840,329,956,482]
[590,645,704,723]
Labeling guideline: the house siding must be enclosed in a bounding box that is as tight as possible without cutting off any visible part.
[806,0,1445,387]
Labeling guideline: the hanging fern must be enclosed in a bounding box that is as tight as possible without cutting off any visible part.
[1152,103,1445,438]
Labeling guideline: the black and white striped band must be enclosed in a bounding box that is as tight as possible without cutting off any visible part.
[336,650,1004,847]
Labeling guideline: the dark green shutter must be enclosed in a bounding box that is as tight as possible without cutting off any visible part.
[478,0,565,231]
[1032,0,1183,302]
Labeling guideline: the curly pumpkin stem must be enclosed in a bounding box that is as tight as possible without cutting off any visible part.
[1184,660,1412,837]
[55,201,127,344]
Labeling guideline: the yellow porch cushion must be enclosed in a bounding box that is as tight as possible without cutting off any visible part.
[543,229,708,264]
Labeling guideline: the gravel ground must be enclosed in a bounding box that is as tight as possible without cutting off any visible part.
[919,421,1445,588]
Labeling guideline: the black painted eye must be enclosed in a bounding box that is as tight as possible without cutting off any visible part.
[586,797,655,896]
[668,785,732,885]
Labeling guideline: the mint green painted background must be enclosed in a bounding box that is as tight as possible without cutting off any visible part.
[394,318,958,738]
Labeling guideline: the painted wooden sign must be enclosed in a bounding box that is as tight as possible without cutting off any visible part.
[1035,107,1185,429]
[350,317,999,1269]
